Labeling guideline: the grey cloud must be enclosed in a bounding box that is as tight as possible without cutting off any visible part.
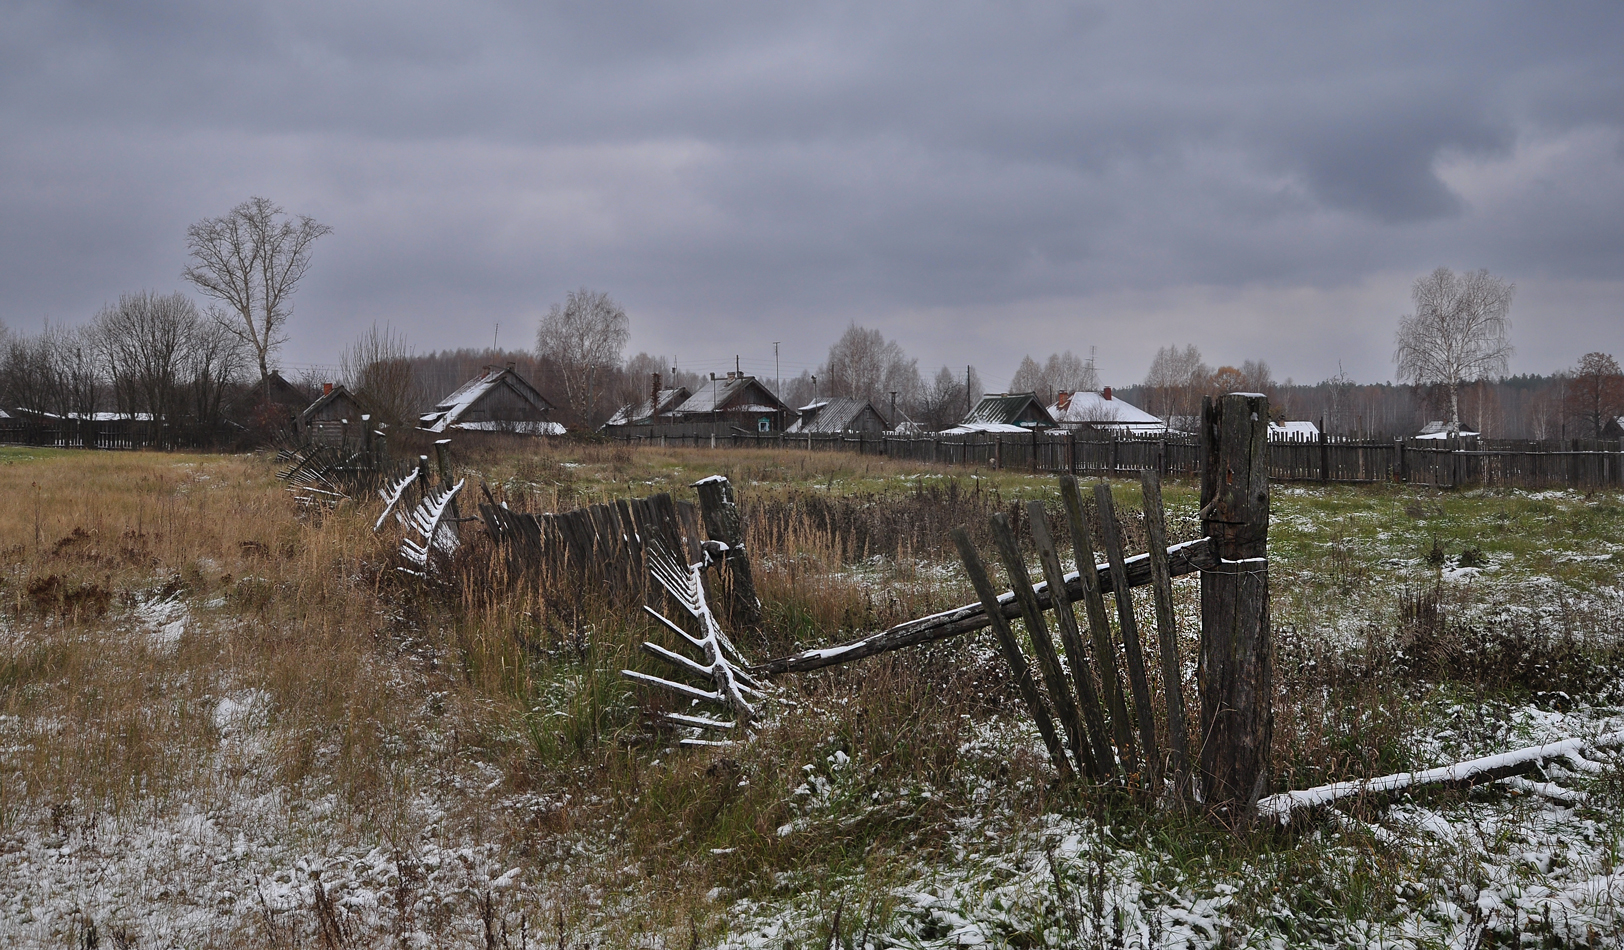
[2,1,1623,380]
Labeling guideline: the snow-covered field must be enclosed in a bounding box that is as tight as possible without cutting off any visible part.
[3,453,1622,948]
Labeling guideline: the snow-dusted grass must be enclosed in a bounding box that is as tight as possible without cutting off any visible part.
[2,444,1622,947]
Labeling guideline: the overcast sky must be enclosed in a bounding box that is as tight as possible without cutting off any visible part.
[4,1,1622,389]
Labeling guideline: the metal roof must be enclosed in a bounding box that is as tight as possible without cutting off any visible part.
[962,392,1055,427]
[786,397,884,434]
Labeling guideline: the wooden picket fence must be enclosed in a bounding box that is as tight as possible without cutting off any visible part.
[614,426,1624,490]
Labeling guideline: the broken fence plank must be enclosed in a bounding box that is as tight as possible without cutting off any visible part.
[754,534,1215,676]
[990,511,1098,780]
[1061,476,1139,777]
[1258,729,1624,825]
[1095,482,1161,788]
[1140,468,1192,798]
[951,526,1074,780]
[620,669,723,704]
[1025,499,1118,780]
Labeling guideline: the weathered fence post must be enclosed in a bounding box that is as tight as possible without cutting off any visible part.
[1318,416,1329,483]
[1197,392,1272,816]
[693,475,763,629]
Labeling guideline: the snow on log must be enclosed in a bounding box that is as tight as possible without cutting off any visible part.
[1258,729,1624,824]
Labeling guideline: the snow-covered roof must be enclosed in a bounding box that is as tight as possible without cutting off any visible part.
[1048,390,1163,429]
[1268,420,1320,440]
[605,387,691,427]
[419,365,554,433]
[1415,421,1479,440]
[447,420,566,436]
[940,422,1034,435]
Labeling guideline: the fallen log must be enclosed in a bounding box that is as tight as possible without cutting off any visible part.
[1257,729,1624,825]
[754,536,1215,677]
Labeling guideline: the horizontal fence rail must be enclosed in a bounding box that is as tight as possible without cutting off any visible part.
[611,427,1624,490]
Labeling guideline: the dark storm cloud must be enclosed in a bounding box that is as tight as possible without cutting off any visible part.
[2,0,1622,381]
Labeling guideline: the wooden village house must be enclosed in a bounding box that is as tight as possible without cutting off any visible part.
[786,397,889,435]
[668,374,794,433]
[419,364,563,435]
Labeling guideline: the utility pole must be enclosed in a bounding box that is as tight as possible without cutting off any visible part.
[812,374,818,403]
[735,354,741,376]
[773,342,780,396]
[889,390,898,427]
[494,322,500,350]
[966,366,972,416]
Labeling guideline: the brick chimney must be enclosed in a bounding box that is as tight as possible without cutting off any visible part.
[1102,386,1113,400]
[324,382,333,396]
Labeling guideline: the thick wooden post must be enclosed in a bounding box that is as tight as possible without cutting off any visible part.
[1197,393,1272,815]
[692,475,763,629]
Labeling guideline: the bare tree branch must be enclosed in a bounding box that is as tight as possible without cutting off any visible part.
[182,197,331,395]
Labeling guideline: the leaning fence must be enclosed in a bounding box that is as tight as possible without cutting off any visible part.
[611,427,1624,490]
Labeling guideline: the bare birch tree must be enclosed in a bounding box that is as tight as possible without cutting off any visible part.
[536,288,630,427]
[821,323,922,409]
[1010,351,1099,404]
[1394,267,1514,435]
[182,197,331,397]
[1142,344,1210,422]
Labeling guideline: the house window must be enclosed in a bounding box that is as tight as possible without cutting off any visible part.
[758,416,771,432]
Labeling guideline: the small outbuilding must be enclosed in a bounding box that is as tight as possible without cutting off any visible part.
[298,383,372,446]
[787,397,889,435]
[419,364,563,435]
[1602,416,1624,439]
[1414,421,1479,440]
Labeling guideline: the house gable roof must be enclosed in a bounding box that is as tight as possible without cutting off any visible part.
[786,397,887,433]
[1048,391,1162,428]
[605,387,692,427]
[299,385,370,426]
[673,376,790,415]
[963,392,1056,428]
[419,366,556,433]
